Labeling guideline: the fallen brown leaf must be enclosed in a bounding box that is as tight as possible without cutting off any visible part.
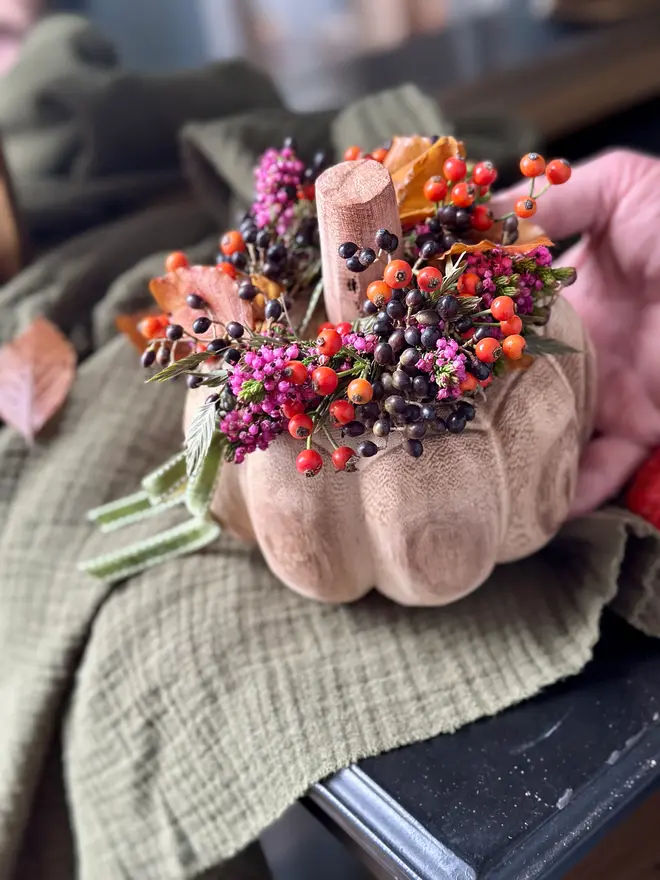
[0,317,76,442]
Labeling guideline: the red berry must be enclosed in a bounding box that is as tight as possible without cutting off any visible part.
[332,446,357,471]
[423,175,448,203]
[335,321,352,336]
[343,145,361,161]
[475,337,501,363]
[627,448,660,530]
[383,260,413,289]
[299,184,316,200]
[288,413,314,439]
[217,260,237,279]
[490,295,515,321]
[312,366,339,396]
[417,266,443,293]
[165,251,188,272]
[138,315,165,339]
[502,334,526,360]
[283,360,308,385]
[471,204,494,232]
[457,272,482,296]
[514,197,537,219]
[371,147,388,163]
[460,374,478,393]
[500,315,522,336]
[296,448,323,476]
[367,280,393,307]
[220,230,245,256]
[316,328,342,357]
[281,399,305,419]
[451,182,476,208]
[329,399,355,426]
[317,321,335,333]
[347,378,373,405]
[443,156,466,182]
[472,161,498,187]
[520,152,546,178]
[546,158,572,185]
[479,374,493,388]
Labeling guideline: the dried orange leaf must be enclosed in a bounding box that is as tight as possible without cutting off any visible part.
[393,136,464,225]
[0,317,76,442]
[149,266,254,340]
[382,135,433,176]
[445,235,553,257]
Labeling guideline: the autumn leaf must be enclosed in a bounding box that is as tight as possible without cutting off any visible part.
[445,234,554,258]
[149,266,254,340]
[383,135,433,176]
[393,136,465,226]
[0,317,76,442]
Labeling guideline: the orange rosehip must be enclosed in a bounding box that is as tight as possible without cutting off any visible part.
[423,176,448,203]
[475,337,501,363]
[479,374,493,388]
[457,272,482,296]
[217,260,237,279]
[451,182,476,208]
[220,230,245,256]
[329,399,355,426]
[317,321,335,333]
[335,321,352,336]
[514,197,537,219]
[417,266,443,293]
[281,399,305,419]
[490,295,515,321]
[500,315,522,336]
[460,374,478,393]
[383,259,413,289]
[316,328,342,357]
[347,378,373,405]
[138,315,166,339]
[312,366,339,396]
[343,145,361,161]
[367,280,393,307]
[296,448,323,476]
[332,446,357,471]
[443,157,466,182]
[288,413,314,439]
[502,334,526,360]
[371,147,388,163]
[520,152,546,178]
[472,161,497,187]
[546,158,572,185]
[283,360,308,385]
[165,251,188,272]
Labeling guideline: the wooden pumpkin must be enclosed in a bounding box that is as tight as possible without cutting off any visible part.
[184,160,596,606]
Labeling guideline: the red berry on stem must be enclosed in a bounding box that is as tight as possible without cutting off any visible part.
[316,328,342,357]
[514,197,537,219]
[423,176,448,203]
[502,334,526,360]
[367,280,393,307]
[520,152,546,178]
[451,182,476,208]
[329,399,355,425]
[312,366,339,396]
[335,321,352,336]
[347,378,373,405]
[343,145,361,161]
[220,230,245,256]
[476,337,501,363]
[471,204,493,232]
[546,158,572,185]
[371,147,388,163]
[288,413,314,439]
[457,272,482,296]
[139,315,165,339]
[472,161,497,187]
[443,156,466,182]
[217,260,237,279]
[165,251,188,272]
[296,448,323,476]
[500,315,522,336]
[460,374,478,393]
[281,399,305,419]
[417,266,443,293]
[491,295,515,321]
[383,260,413,289]
[332,446,357,471]
[283,360,308,385]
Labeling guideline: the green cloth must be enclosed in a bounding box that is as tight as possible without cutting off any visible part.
[0,15,658,880]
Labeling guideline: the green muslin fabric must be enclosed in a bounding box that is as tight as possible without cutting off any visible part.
[0,15,658,880]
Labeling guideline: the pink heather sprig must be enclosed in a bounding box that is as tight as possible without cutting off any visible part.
[466,245,553,315]
[416,337,467,401]
[252,146,304,236]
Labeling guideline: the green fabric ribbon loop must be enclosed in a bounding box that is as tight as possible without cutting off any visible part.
[186,433,223,518]
[141,451,187,502]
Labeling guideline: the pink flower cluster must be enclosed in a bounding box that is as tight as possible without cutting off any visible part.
[416,337,467,400]
[253,146,304,236]
[221,343,315,463]
[340,331,378,354]
[466,245,553,315]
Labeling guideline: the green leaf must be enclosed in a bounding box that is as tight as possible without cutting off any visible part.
[238,379,266,404]
[79,517,221,583]
[146,350,213,383]
[186,432,224,517]
[185,398,218,478]
[142,451,187,501]
[524,333,580,356]
[298,277,324,336]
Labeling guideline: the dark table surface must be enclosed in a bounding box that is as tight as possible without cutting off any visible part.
[307,613,660,879]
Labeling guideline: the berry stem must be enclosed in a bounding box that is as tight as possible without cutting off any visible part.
[321,424,339,450]
[534,183,551,200]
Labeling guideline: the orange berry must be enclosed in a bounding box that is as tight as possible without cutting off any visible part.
[138,315,165,339]
[457,272,482,296]
[217,260,237,279]
[317,321,335,333]
[288,413,314,440]
[165,251,188,272]
[475,337,501,363]
[329,399,355,426]
[500,315,522,336]
[451,182,476,208]
[423,176,448,203]
[502,334,526,360]
[460,374,478,393]
[520,152,546,177]
[343,145,361,161]
[220,230,245,256]
[443,157,466,181]
[514,197,537,219]
[371,147,388,163]
[316,328,342,357]
[472,160,497,187]
[546,158,572,185]
[490,295,515,321]
[332,446,356,471]
[347,378,373,405]
[471,204,493,232]
[283,360,308,385]
[157,314,170,328]
[383,259,413,289]
[281,399,305,419]
[335,321,352,336]
[417,266,443,293]
[367,280,393,307]
[311,366,339,396]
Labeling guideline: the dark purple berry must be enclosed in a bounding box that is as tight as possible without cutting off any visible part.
[206,338,228,354]
[338,241,358,259]
[386,299,406,320]
[186,293,205,309]
[238,281,259,300]
[373,318,393,337]
[406,404,422,422]
[343,420,365,437]
[141,349,156,368]
[446,412,467,434]
[474,325,498,342]
[427,216,441,233]
[381,373,394,394]
[373,417,391,437]
[404,326,421,346]
[263,261,282,280]
[375,228,393,251]
[421,327,440,350]
[241,224,257,244]
[413,375,429,398]
[267,243,287,263]
[456,316,473,334]
[420,240,441,259]
[388,329,406,353]
[442,232,458,249]
[432,417,447,433]
[361,402,380,420]
[502,215,519,234]
[346,255,367,273]
[404,438,424,458]
[265,300,283,321]
[205,393,219,404]
[416,309,441,327]
[256,230,270,249]
[437,295,459,320]
[405,421,426,439]
[399,347,420,368]
[230,251,248,269]
[375,342,394,365]
[388,233,399,252]
[468,359,491,380]
[187,375,203,388]
[358,440,378,458]
[421,404,436,421]
[226,321,244,339]
[224,348,241,365]
[438,205,457,226]
[371,380,385,400]
[457,401,476,421]
[166,324,183,341]
[384,394,407,415]
[405,290,423,311]
[192,316,211,334]
[455,209,472,229]
[392,370,411,391]
[358,247,376,266]
[363,299,378,316]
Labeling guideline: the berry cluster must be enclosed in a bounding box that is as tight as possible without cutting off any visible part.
[136,139,577,479]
